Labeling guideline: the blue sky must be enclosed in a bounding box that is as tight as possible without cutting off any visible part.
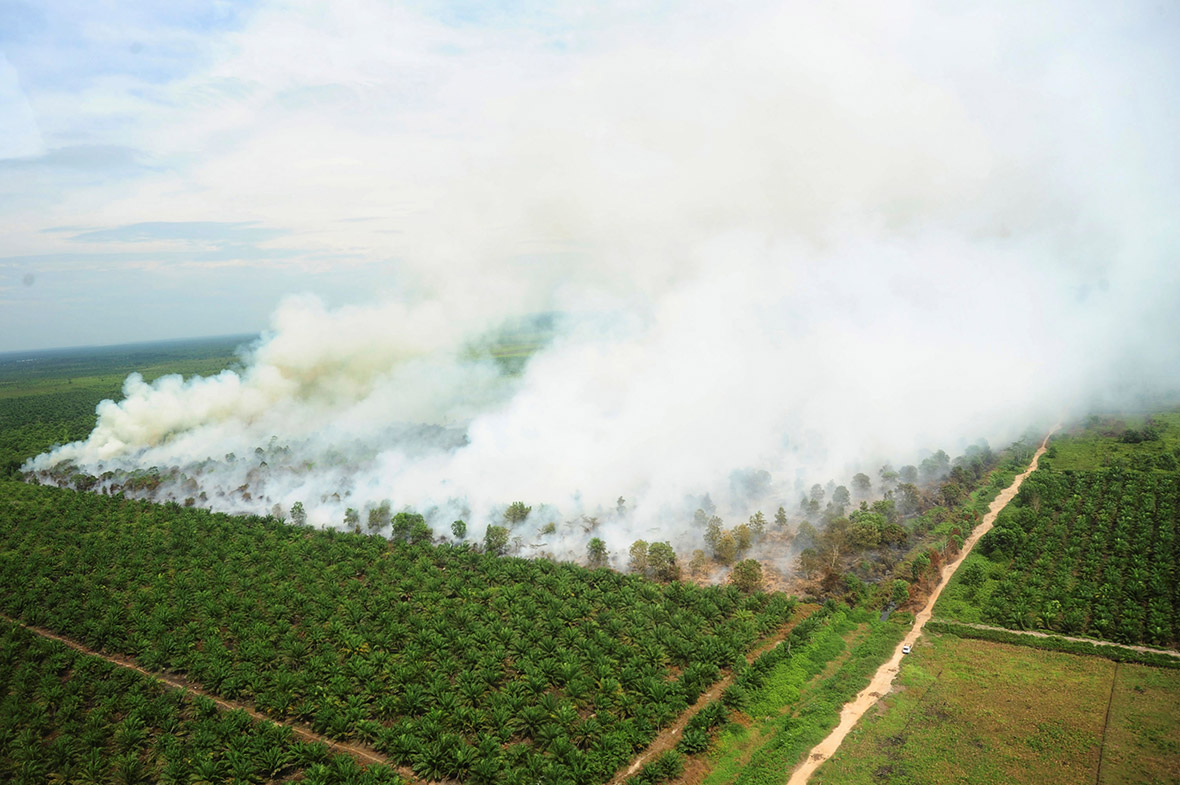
[0,0,604,350]
[1,0,1177,352]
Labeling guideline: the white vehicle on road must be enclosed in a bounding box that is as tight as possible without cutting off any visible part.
[902,645,912,654]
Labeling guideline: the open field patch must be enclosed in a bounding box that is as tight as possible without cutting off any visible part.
[1102,663,1180,785]
[1041,412,1180,474]
[810,633,1180,785]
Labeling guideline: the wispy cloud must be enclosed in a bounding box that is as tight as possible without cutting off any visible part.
[1,145,145,171]
[66,220,286,247]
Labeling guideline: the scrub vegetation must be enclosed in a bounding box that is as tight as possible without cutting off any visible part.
[781,438,1038,609]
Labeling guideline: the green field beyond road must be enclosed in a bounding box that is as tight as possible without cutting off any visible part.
[812,633,1180,785]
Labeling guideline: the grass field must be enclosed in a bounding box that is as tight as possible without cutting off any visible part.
[811,633,1180,785]
[1103,663,1180,784]
[0,335,250,397]
[1042,411,1180,473]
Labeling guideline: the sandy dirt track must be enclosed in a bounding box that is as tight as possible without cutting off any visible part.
[944,621,1180,660]
[784,429,1056,785]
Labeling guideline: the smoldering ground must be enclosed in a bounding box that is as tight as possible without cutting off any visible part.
[25,2,1180,569]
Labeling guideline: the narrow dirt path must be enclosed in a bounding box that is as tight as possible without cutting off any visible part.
[784,429,1057,785]
[0,613,415,778]
[679,622,875,785]
[942,621,1180,660]
[608,674,729,785]
[607,605,817,785]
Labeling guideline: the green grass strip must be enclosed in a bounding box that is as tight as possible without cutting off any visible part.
[729,618,905,785]
[926,621,1180,669]
[701,610,906,785]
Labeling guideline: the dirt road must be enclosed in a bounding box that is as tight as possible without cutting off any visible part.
[944,621,1180,660]
[0,613,409,775]
[784,430,1056,785]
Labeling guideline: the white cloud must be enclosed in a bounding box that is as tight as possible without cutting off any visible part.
[0,53,44,159]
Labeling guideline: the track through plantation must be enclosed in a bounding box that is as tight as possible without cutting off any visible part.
[0,480,797,785]
[0,613,411,777]
[606,606,815,785]
[940,622,1180,660]
[785,429,1055,784]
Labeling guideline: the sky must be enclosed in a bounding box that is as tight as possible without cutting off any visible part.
[0,0,729,351]
[2,0,1177,353]
[16,1,1180,556]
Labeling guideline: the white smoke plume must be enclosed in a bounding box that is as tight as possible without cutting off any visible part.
[27,2,1180,566]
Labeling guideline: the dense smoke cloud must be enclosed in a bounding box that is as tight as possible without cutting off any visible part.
[28,2,1180,564]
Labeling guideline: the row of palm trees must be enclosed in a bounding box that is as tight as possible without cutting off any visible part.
[979,468,1179,646]
[0,479,796,785]
[0,620,403,785]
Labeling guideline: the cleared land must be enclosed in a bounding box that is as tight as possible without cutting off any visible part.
[1103,661,1180,784]
[810,633,1180,785]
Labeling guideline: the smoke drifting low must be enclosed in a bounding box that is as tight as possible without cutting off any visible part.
[27,3,1180,564]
